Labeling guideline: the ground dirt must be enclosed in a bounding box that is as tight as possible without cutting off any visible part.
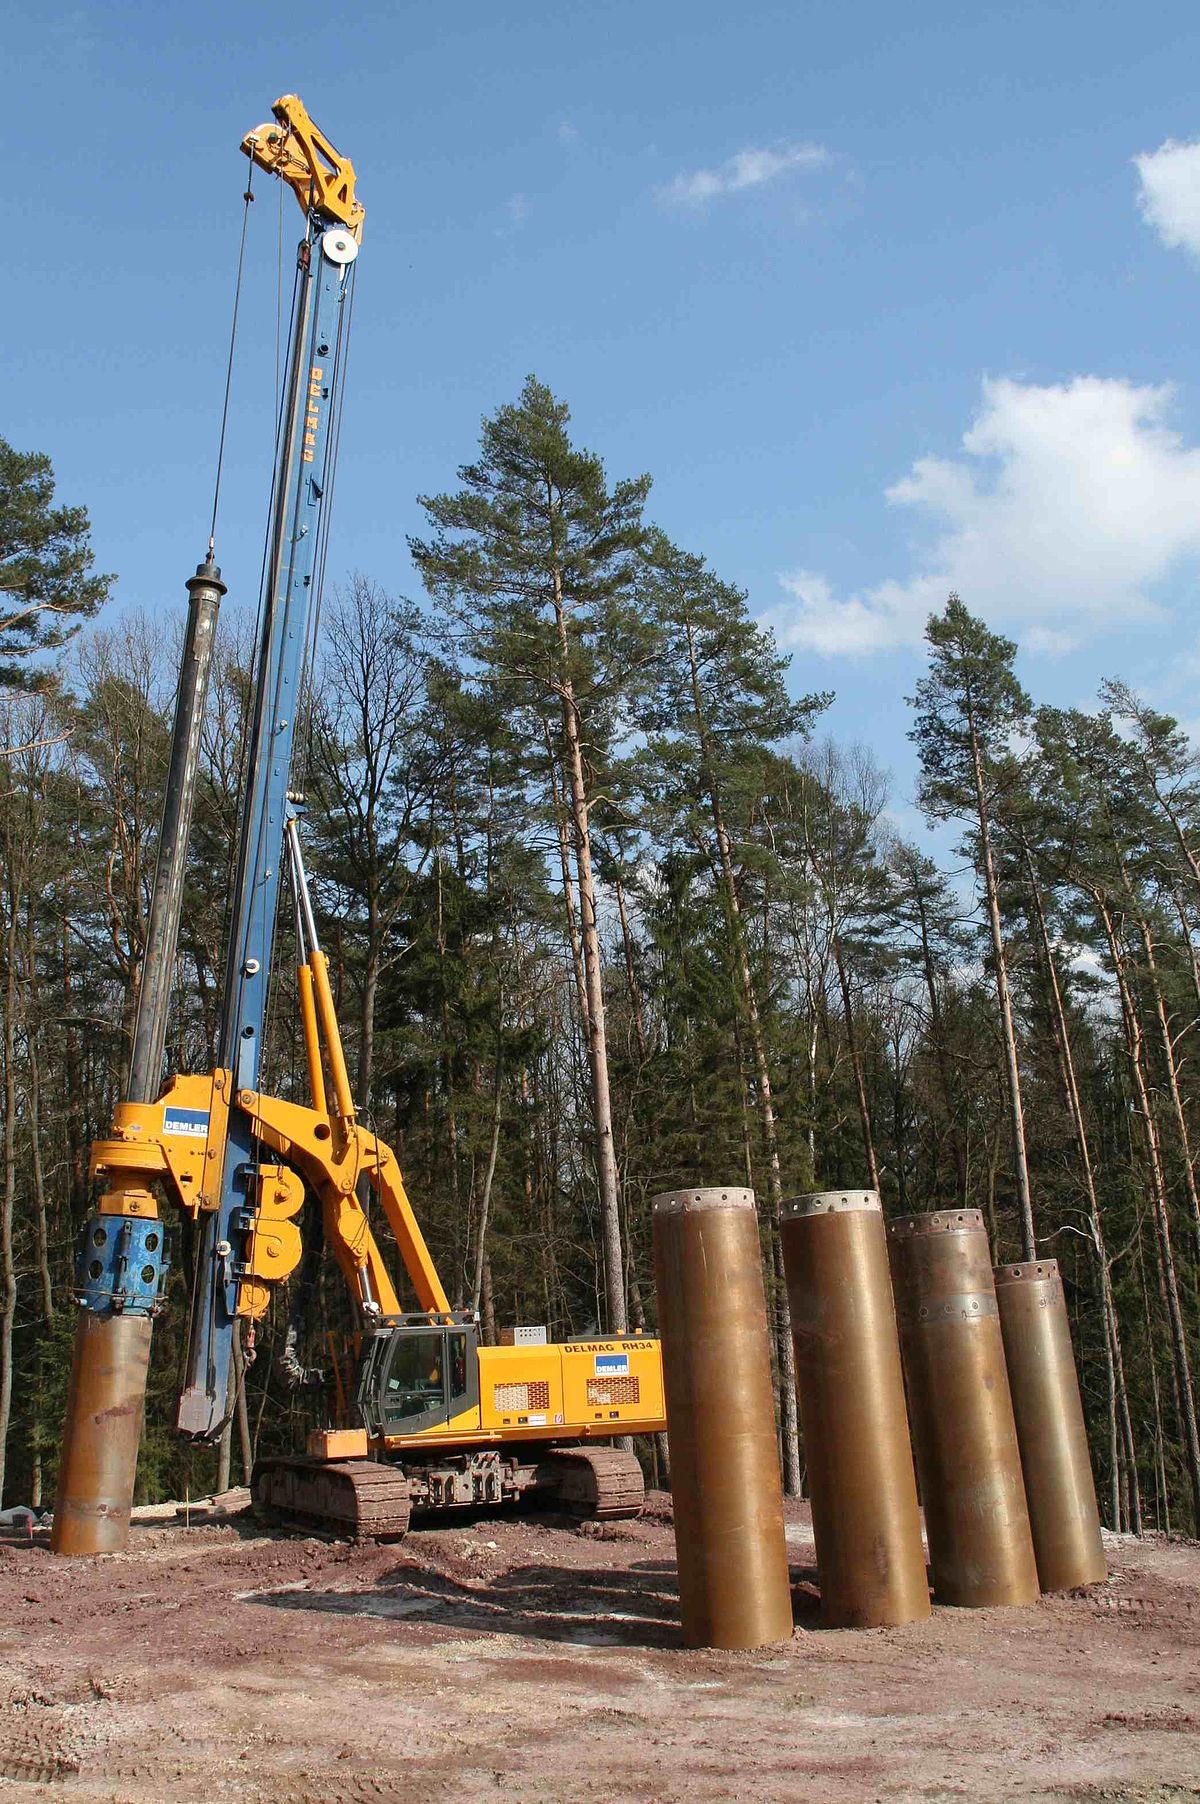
[0,1496,1196,1803]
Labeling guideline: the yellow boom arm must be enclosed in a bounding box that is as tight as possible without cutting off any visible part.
[242,93,365,240]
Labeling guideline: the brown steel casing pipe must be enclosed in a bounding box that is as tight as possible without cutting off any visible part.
[888,1210,1039,1609]
[781,1191,930,1627]
[652,1187,795,1650]
[994,1259,1107,1592]
[51,1312,154,1554]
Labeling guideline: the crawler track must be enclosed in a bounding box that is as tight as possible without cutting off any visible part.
[252,1442,644,1542]
[539,1445,646,1519]
[251,1457,411,1541]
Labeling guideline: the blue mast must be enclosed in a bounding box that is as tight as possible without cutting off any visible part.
[177,217,359,1437]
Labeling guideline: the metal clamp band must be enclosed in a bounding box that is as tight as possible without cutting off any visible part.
[652,1187,756,1215]
[993,1259,1060,1287]
[782,1190,881,1218]
[899,1291,998,1325]
[888,1209,985,1237]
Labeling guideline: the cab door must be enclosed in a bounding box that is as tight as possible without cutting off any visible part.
[443,1324,480,1430]
[378,1328,452,1436]
[371,1323,481,1439]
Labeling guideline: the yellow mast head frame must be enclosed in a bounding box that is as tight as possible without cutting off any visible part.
[242,93,364,241]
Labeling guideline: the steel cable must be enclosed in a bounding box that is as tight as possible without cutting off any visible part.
[207,165,255,558]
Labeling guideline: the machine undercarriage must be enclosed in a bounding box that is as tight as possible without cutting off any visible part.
[250,1443,646,1541]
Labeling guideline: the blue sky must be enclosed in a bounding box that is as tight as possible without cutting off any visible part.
[8,0,1200,846]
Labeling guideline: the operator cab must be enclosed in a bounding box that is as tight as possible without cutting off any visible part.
[356,1314,480,1438]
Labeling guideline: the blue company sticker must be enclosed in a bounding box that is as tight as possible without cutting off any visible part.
[162,1107,210,1140]
[594,1353,629,1377]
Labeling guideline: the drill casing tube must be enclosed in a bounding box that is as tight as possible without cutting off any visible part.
[652,1186,794,1651]
[994,1259,1107,1592]
[51,1309,155,1555]
[781,1190,930,1627]
[888,1209,1039,1608]
[51,1208,167,1555]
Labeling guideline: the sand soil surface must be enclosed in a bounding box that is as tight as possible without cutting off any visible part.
[0,1495,1197,1803]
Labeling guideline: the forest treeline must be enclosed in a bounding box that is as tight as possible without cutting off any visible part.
[2,381,1199,1534]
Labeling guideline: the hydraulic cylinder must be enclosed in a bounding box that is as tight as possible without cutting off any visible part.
[652,1187,794,1650]
[887,1210,1039,1608]
[994,1259,1107,1592]
[781,1190,930,1627]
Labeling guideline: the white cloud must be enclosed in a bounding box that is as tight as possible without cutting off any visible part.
[770,375,1200,657]
[1135,137,1200,257]
[557,120,578,146]
[657,141,830,208]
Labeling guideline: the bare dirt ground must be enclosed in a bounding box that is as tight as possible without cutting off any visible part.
[0,1495,1196,1804]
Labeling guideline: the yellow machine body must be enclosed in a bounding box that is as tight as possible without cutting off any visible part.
[383,1338,667,1453]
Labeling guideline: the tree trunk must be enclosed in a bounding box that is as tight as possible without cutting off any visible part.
[683,617,801,1493]
[357,938,379,1108]
[549,555,626,1336]
[543,724,591,1040]
[614,867,648,1062]
[1136,1224,1169,1533]
[433,852,465,1287]
[968,717,1035,1257]
[216,1417,232,1494]
[24,996,53,1325]
[1097,892,1200,1527]
[0,864,20,1500]
[1023,851,1136,1531]
[1135,914,1200,1269]
[1165,882,1200,1023]
[470,1049,504,1317]
[912,884,968,1196]
[233,1324,253,1481]
[833,938,880,1190]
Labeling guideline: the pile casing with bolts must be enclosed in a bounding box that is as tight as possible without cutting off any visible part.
[781,1190,930,1627]
[652,1187,795,1651]
[994,1259,1107,1592]
[51,1313,154,1555]
[888,1209,1039,1609]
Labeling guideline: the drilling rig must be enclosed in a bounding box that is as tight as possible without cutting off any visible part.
[51,95,664,1556]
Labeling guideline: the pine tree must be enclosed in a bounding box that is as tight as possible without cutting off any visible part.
[638,529,828,1493]
[410,377,654,1335]
[909,595,1037,1257]
[1,439,112,691]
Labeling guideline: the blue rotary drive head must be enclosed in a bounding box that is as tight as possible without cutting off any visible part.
[74,1213,169,1316]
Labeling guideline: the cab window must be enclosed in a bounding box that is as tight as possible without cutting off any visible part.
[384,1332,445,1420]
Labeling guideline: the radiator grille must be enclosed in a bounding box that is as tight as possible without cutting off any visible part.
[587,1376,640,1406]
[494,1380,550,1412]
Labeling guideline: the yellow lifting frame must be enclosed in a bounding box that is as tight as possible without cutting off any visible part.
[235,1085,451,1319]
[242,94,365,240]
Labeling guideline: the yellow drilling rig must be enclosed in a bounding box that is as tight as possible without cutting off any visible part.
[52,95,665,1556]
